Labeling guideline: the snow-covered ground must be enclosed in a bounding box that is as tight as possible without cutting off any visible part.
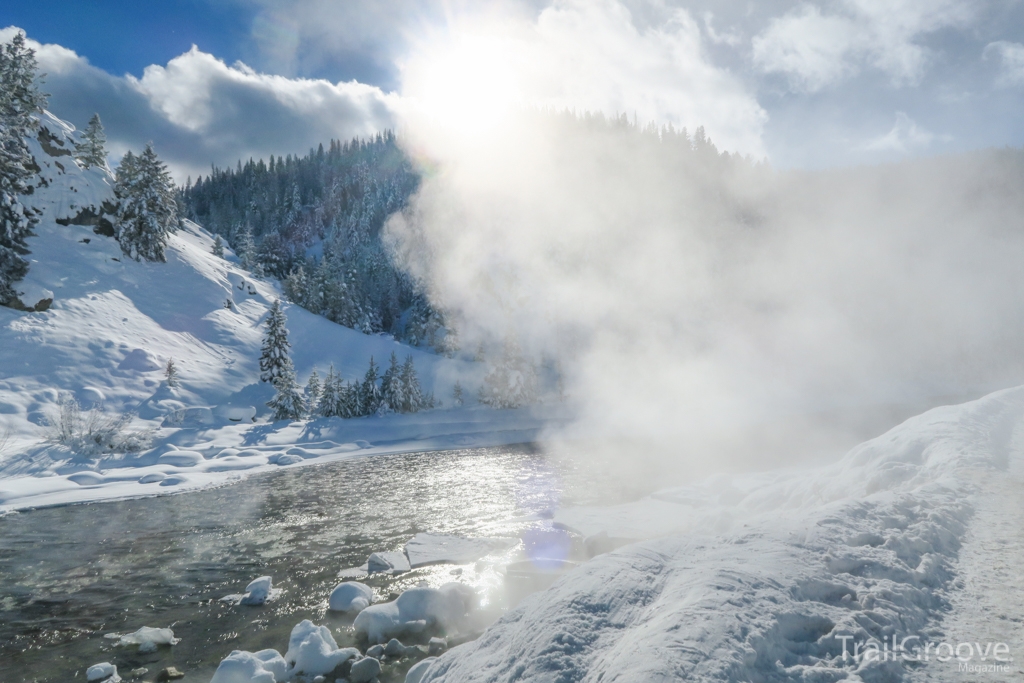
[416,387,1024,682]
[0,111,557,513]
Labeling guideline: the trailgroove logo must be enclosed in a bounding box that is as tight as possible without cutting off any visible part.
[836,635,1013,673]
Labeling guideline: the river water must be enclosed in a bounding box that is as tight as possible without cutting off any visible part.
[0,445,621,683]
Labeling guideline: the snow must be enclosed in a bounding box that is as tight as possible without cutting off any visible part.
[282,620,359,677]
[404,533,517,568]
[353,582,477,644]
[209,650,287,683]
[367,550,412,574]
[86,663,120,682]
[328,581,373,612]
[0,109,562,514]
[240,576,274,606]
[405,658,437,683]
[417,387,1024,682]
[104,626,179,653]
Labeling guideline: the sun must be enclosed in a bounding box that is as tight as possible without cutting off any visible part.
[401,29,522,144]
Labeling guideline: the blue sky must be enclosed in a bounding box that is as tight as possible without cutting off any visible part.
[4,0,1024,179]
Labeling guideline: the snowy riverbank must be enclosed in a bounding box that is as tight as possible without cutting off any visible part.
[415,386,1024,682]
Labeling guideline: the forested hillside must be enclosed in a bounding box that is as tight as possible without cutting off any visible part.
[181,134,453,351]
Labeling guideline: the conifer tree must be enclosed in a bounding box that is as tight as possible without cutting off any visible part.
[0,32,46,305]
[400,355,424,413]
[479,336,537,409]
[165,358,179,387]
[267,363,304,421]
[360,356,381,415]
[235,224,257,273]
[114,143,179,262]
[75,113,106,168]
[259,300,293,385]
[304,368,321,417]
[317,364,341,417]
[452,381,463,407]
[212,234,225,258]
[380,351,404,413]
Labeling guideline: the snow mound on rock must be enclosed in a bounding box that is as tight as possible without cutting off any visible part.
[210,649,287,683]
[354,583,476,644]
[105,626,179,653]
[283,620,359,677]
[328,581,373,612]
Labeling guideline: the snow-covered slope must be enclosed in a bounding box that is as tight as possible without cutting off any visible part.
[419,387,1024,682]
[0,111,554,511]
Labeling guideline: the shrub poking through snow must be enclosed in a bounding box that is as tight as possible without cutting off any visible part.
[44,395,153,456]
[164,358,179,387]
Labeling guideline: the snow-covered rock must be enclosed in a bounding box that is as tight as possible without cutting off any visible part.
[239,576,275,606]
[367,550,411,574]
[156,450,205,467]
[353,583,476,644]
[105,626,179,653]
[349,656,381,683]
[210,649,287,683]
[86,663,120,682]
[404,658,436,683]
[328,581,373,613]
[404,533,517,567]
[283,620,359,677]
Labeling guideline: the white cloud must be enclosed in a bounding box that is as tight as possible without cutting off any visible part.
[1,27,399,181]
[753,0,978,92]
[861,111,943,153]
[984,40,1024,86]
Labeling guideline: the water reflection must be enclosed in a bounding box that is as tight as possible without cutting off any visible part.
[0,445,616,683]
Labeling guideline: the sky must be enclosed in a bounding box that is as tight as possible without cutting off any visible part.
[4,0,1024,179]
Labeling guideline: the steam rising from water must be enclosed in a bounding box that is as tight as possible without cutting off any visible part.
[387,9,1024,485]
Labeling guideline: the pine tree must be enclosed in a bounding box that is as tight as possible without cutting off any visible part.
[452,381,463,407]
[267,363,304,421]
[305,368,322,417]
[212,234,225,258]
[0,31,46,306]
[165,358,179,387]
[360,356,381,416]
[114,143,180,262]
[259,300,293,384]
[479,336,537,409]
[380,351,404,413]
[317,364,341,417]
[235,224,257,272]
[400,355,423,413]
[75,113,106,168]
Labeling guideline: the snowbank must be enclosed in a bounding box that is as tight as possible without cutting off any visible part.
[418,388,1024,682]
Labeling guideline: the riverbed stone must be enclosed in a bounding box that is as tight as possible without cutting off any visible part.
[428,637,447,656]
[349,657,381,683]
[157,667,185,681]
[366,643,385,659]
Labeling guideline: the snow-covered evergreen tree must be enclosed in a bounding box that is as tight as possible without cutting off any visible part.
[317,364,341,417]
[380,352,404,413]
[75,113,106,168]
[452,381,463,407]
[114,143,179,262]
[165,358,179,387]
[267,364,304,421]
[212,234,225,258]
[360,356,382,416]
[479,336,538,409]
[304,368,321,417]
[400,355,424,413]
[259,300,294,384]
[0,31,46,306]
[235,224,257,273]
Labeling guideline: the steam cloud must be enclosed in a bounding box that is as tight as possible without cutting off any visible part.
[387,103,1024,484]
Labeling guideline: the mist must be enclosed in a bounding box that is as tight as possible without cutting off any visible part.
[385,107,1024,486]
